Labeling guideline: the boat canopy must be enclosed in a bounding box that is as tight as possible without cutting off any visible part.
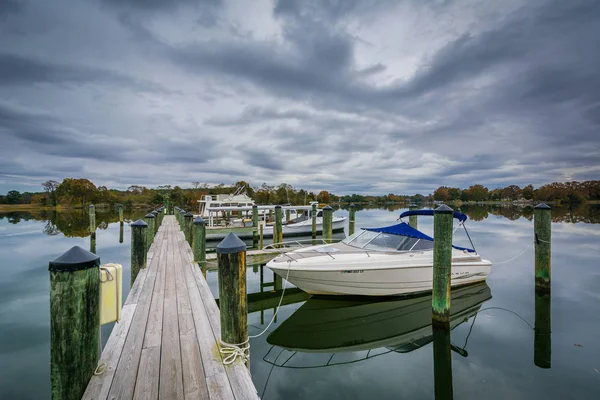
[399,209,468,222]
[364,222,433,241]
[363,222,474,252]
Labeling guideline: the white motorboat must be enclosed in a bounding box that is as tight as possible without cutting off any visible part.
[266,209,492,296]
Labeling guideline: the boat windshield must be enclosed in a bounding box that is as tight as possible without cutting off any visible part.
[342,230,433,251]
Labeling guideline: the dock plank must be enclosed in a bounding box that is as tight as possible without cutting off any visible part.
[159,230,184,400]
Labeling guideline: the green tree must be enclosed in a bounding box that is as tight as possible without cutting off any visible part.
[6,190,22,204]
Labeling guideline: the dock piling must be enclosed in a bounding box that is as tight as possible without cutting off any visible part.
[49,246,100,400]
[432,204,454,324]
[130,219,148,285]
[323,205,333,243]
[89,204,96,253]
[184,212,194,246]
[534,203,551,294]
[285,209,291,223]
[144,213,156,252]
[118,204,124,224]
[312,203,317,244]
[348,204,356,236]
[119,222,123,244]
[252,205,258,248]
[274,205,283,247]
[152,210,160,233]
[193,216,206,268]
[409,203,418,229]
[259,223,264,249]
[216,233,248,358]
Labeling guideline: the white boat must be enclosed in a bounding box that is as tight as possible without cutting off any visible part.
[266,209,492,296]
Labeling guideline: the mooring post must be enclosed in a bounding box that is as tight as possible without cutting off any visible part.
[184,212,194,247]
[49,246,100,400]
[193,216,206,268]
[217,233,248,363]
[118,204,124,223]
[152,210,160,233]
[348,204,356,236]
[312,203,317,244]
[534,292,551,368]
[274,205,283,247]
[119,222,124,244]
[534,203,551,294]
[259,223,264,249]
[131,219,148,285]
[89,204,96,253]
[323,205,333,243]
[144,213,155,252]
[433,323,454,399]
[252,205,258,248]
[409,203,418,229]
[432,204,454,324]
[89,204,96,234]
[166,198,170,215]
[285,209,291,223]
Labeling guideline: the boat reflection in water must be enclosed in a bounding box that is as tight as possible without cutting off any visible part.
[267,283,491,355]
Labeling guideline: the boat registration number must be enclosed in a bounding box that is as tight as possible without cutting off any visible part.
[341,270,364,274]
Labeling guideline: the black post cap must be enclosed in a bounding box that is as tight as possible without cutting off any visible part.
[89,204,95,208]
[409,203,417,207]
[252,204,257,208]
[323,205,333,211]
[49,246,100,272]
[534,203,551,210]
[184,212,194,218]
[131,219,148,227]
[349,203,355,207]
[434,204,454,213]
[216,232,246,254]
[275,205,282,209]
[145,213,155,219]
[194,216,205,225]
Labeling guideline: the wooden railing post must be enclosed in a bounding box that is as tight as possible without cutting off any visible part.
[131,219,148,284]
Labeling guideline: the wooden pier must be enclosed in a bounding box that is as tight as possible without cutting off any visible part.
[82,216,259,400]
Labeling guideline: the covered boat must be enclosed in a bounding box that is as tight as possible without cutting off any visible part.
[266,209,492,296]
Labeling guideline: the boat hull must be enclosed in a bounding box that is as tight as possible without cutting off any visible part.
[267,250,491,296]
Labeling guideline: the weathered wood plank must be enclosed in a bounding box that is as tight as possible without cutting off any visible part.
[159,230,184,400]
[124,268,148,306]
[82,303,137,400]
[132,346,160,400]
[106,232,163,400]
[143,243,167,348]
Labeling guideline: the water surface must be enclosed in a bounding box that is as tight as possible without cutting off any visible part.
[0,205,599,399]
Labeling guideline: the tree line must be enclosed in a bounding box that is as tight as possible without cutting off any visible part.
[431,181,600,203]
[1,178,598,209]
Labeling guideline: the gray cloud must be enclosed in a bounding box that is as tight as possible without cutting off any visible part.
[0,0,598,195]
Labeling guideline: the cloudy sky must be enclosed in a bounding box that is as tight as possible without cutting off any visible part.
[1,0,598,195]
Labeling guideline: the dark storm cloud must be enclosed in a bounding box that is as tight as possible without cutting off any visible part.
[1,0,598,194]
[0,53,171,93]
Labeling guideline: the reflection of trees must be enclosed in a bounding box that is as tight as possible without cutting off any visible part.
[461,204,600,223]
[0,209,150,237]
[44,221,61,236]
[459,205,489,221]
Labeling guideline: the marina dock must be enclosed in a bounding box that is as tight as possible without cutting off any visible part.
[82,216,259,400]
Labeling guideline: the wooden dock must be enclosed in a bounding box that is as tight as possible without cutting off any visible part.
[83,216,259,400]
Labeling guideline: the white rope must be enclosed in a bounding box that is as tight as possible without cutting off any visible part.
[494,242,534,265]
[217,259,293,365]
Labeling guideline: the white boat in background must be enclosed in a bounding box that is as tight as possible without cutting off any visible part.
[267,209,492,296]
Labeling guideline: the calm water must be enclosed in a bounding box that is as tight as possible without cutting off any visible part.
[1,205,599,399]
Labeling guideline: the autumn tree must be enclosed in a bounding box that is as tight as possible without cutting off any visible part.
[433,187,450,202]
[56,178,98,206]
[317,190,331,204]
